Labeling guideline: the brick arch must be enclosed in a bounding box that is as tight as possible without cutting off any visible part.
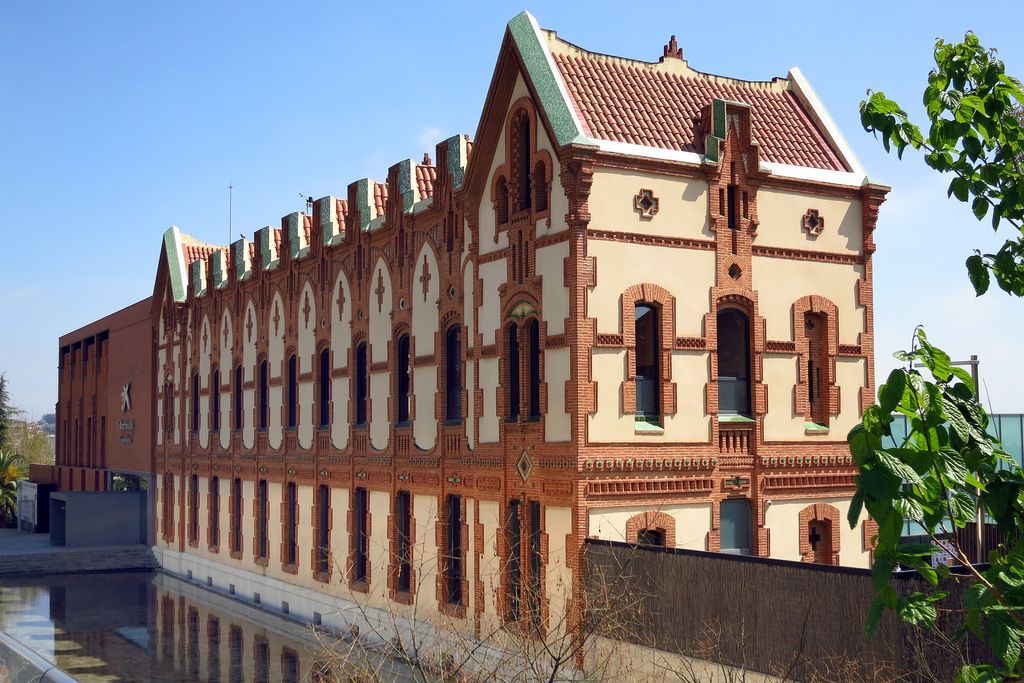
[798,502,840,565]
[791,295,839,425]
[625,511,676,547]
[620,283,677,417]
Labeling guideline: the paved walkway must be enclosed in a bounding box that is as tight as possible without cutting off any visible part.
[0,528,156,575]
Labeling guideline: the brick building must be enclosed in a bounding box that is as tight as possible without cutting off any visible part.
[150,12,885,642]
[54,297,154,492]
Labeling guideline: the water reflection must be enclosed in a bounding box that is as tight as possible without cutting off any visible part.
[0,571,328,682]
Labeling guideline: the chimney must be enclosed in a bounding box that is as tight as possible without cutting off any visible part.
[661,35,683,61]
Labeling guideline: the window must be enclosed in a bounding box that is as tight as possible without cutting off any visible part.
[534,161,548,212]
[187,607,200,679]
[228,625,243,683]
[162,382,174,439]
[211,369,220,431]
[316,484,330,575]
[207,616,220,683]
[507,499,522,622]
[256,479,269,560]
[636,528,665,546]
[727,185,738,229]
[191,373,200,433]
[528,500,542,625]
[258,360,269,431]
[396,334,411,424]
[528,319,541,419]
[233,365,243,431]
[318,349,330,428]
[188,474,199,544]
[230,477,242,554]
[282,648,299,683]
[495,176,509,225]
[354,487,368,583]
[287,354,298,429]
[285,482,297,566]
[805,313,828,426]
[209,477,220,548]
[506,324,520,420]
[635,304,659,417]
[516,113,531,211]
[720,498,752,555]
[254,637,269,683]
[717,309,751,415]
[445,495,463,605]
[396,490,412,593]
[445,325,462,422]
[355,343,368,426]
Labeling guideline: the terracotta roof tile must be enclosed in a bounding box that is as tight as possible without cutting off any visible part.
[302,214,311,245]
[272,228,282,256]
[552,52,845,171]
[373,182,388,217]
[179,236,223,266]
[415,164,436,201]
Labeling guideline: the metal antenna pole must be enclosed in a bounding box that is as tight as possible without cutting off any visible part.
[229,183,234,245]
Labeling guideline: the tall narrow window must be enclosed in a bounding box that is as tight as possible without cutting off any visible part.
[258,360,269,431]
[187,607,200,679]
[254,637,269,683]
[207,616,220,683]
[318,349,330,428]
[317,484,330,575]
[805,313,829,426]
[635,304,660,417]
[233,365,243,431]
[717,309,751,415]
[230,477,242,554]
[209,476,220,548]
[720,498,752,555]
[507,499,522,622]
[727,185,738,229]
[191,373,200,433]
[355,343,368,426]
[228,625,243,683]
[528,319,541,419]
[528,500,542,624]
[282,648,299,683]
[354,487,368,582]
[189,474,199,543]
[534,162,548,212]
[445,325,462,422]
[396,490,412,593]
[285,481,297,566]
[506,324,520,420]
[257,479,268,560]
[445,495,463,605]
[495,177,509,225]
[211,369,220,431]
[397,334,411,424]
[516,114,531,211]
[287,354,298,429]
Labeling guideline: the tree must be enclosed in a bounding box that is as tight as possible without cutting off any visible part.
[851,32,1024,682]
[0,449,27,528]
[0,374,12,450]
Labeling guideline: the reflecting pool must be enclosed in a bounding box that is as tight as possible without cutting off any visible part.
[0,571,331,682]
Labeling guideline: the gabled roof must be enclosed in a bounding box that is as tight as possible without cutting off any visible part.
[485,11,868,186]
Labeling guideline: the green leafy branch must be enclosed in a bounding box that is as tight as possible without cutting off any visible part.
[860,32,1024,296]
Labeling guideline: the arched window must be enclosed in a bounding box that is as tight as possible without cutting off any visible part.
[717,309,751,415]
[258,360,269,431]
[355,342,368,426]
[506,324,520,421]
[534,162,548,213]
[496,177,509,225]
[286,354,298,429]
[191,372,200,433]
[445,325,462,422]
[211,369,220,431]
[635,304,659,417]
[804,312,828,426]
[233,365,243,431]
[318,349,330,428]
[396,334,411,424]
[516,114,531,211]
[528,319,541,419]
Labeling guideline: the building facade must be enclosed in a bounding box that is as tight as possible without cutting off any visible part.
[54,297,153,492]
[151,13,886,640]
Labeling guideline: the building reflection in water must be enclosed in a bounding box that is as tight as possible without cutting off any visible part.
[0,571,332,683]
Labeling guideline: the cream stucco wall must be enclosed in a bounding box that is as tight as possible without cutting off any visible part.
[478,260,505,347]
[369,260,393,451]
[242,301,257,449]
[763,354,804,441]
[763,496,870,568]
[268,293,285,450]
[589,168,711,239]
[478,358,500,444]
[589,503,712,550]
[543,348,571,442]
[755,188,862,255]
[297,283,317,449]
[218,309,233,449]
[536,241,568,337]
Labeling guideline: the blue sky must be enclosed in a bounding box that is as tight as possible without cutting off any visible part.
[1,1,1022,419]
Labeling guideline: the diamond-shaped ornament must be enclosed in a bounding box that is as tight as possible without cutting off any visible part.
[516,449,533,482]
